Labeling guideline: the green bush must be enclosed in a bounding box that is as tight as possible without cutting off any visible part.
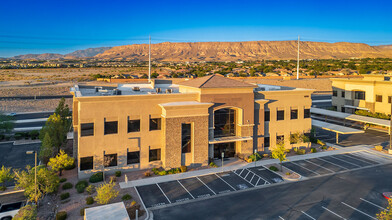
[158,170,167,176]
[56,211,67,220]
[121,194,132,201]
[355,110,391,120]
[60,192,70,200]
[59,178,67,183]
[76,180,88,193]
[115,171,121,177]
[0,134,5,140]
[248,152,262,162]
[296,149,306,155]
[86,185,95,195]
[310,147,317,153]
[317,139,326,146]
[80,207,86,216]
[269,166,279,172]
[85,196,94,205]
[62,182,73,190]
[14,133,23,140]
[89,172,103,183]
[0,186,6,191]
[180,165,187,172]
[322,146,327,150]
[151,168,159,175]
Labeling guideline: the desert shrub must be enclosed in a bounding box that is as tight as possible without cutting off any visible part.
[180,165,187,172]
[62,182,73,190]
[0,186,6,191]
[310,147,317,153]
[60,192,70,200]
[115,171,121,177]
[286,172,291,175]
[285,149,291,153]
[56,211,67,220]
[151,168,160,175]
[86,185,95,195]
[76,180,88,193]
[14,133,23,140]
[209,162,218,168]
[321,146,327,150]
[131,200,137,206]
[269,166,279,172]
[89,172,103,183]
[262,154,270,158]
[158,170,167,176]
[375,145,383,151]
[144,171,151,177]
[248,153,262,162]
[317,139,326,146]
[86,196,94,205]
[296,149,306,155]
[59,178,67,183]
[122,194,132,201]
[80,207,86,216]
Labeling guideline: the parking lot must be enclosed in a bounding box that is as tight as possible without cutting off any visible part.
[136,150,389,209]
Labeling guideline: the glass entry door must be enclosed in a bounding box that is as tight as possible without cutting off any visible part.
[213,142,236,158]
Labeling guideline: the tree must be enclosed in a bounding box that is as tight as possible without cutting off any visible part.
[48,150,74,176]
[0,165,13,190]
[0,113,14,135]
[13,204,37,220]
[95,180,119,205]
[39,113,66,153]
[377,199,392,219]
[271,140,287,172]
[39,133,54,165]
[55,97,71,130]
[14,165,59,203]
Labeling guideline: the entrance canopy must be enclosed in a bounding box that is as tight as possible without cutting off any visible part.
[209,136,252,144]
[311,108,390,128]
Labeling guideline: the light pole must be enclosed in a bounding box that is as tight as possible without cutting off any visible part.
[221,152,224,173]
[26,150,37,204]
[254,149,257,168]
[389,102,392,152]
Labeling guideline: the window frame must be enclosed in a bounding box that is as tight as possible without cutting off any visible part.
[264,110,270,122]
[80,123,94,137]
[264,137,270,148]
[332,90,338,97]
[290,109,298,120]
[80,156,94,171]
[277,110,285,121]
[104,120,118,135]
[149,118,161,131]
[128,119,140,133]
[341,91,345,98]
[376,95,383,103]
[181,123,192,153]
[304,109,311,118]
[127,151,140,165]
[104,153,118,167]
[354,91,365,100]
[149,149,161,162]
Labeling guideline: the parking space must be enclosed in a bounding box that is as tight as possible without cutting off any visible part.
[136,150,390,209]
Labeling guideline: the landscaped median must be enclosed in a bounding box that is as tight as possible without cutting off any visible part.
[267,165,301,181]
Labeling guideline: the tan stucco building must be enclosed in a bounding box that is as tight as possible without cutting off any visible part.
[71,75,313,178]
[332,75,392,114]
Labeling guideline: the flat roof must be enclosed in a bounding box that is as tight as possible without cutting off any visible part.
[311,108,390,128]
[159,101,213,107]
[85,202,129,220]
[312,119,365,134]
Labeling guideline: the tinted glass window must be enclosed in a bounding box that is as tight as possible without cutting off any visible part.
[376,95,383,102]
[332,90,337,97]
[150,118,161,131]
[81,123,94,137]
[264,111,270,122]
[80,156,93,171]
[149,149,161,162]
[291,109,298,120]
[128,119,140,133]
[104,121,118,135]
[304,109,311,118]
[354,91,365,100]
[104,154,117,167]
[277,110,284,121]
[127,151,140,164]
[214,108,236,138]
[182,123,191,153]
[264,137,270,148]
[0,202,23,212]
[341,91,345,98]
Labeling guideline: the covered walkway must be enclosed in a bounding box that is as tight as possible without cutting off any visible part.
[312,119,364,144]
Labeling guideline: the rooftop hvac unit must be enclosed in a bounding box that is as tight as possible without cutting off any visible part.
[132,87,140,91]
[95,86,102,93]
[112,89,122,95]
[166,88,172,93]
[155,88,161,93]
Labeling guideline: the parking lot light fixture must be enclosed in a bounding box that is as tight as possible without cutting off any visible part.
[26,150,37,203]
[254,149,257,167]
[221,152,224,173]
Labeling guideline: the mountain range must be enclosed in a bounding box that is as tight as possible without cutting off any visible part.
[10,41,392,61]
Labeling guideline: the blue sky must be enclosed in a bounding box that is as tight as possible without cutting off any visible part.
[1,0,392,57]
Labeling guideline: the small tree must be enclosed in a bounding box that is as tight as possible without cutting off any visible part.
[48,150,74,176]
[0,113,14,135]
[39,133,54,165]
[0,165,13,190]
[377,199,392,219]
[40,114,66,153]
[55,97,72,130]
[95,180,119,205]
[14,166,59,203]
[271,140,287,172]
[13,204,37,220]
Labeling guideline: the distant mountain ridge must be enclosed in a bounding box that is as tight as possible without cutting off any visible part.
[12,47,112,60]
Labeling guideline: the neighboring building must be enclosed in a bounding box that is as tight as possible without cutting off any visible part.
[331,75,392,114]
[71,74,313,178]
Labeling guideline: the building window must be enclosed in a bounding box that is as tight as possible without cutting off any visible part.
[332,90,337,97]
[264,111,270,122]
[214,108,236,138]
[304,109,311,118]
[264,137,270,148]
[104,154,117,167]
[149,118,161,131]
[128,119,140,133]
[341,107,346,113]
[80,156,93,171]
[127,151,140,164]
[149,149,161,162]
[354,91,365,100]
[341,91,345,98]
[181,123,192,153]
[277,110,284,121]
[376,95,383,102]
[290,109,298,120]
[104,121,118,135]
[277,135,284,143]
[80,123,94,137]
[389,96,392,104]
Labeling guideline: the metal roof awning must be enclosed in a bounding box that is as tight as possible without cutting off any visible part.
[311,108,390,128]
[343,105,369,110]
[209,136,253,144]
[312,119,364,134]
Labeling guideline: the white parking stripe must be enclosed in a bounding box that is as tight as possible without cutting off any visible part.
[360,198,387,211]
[301,211,316,220]
[255,177,261,186]
[291,161,320,175]
[233,171,255,187]
[196,176,216,195]
[351,152,382,163]
[177,180,195,199]
[250,174,255,183]
[246,168,270,184]
[322,206,346,219]
[364,150,392,160]
[341,202,377,220]
[244,171,251,179]
[317,157,348,170]
[343,154,373,166]
[278,216,285,220]
[330,155,361,167]
[215,173,237,191]
[305,159,335,173]
[156,183,172,204]
[239,169,245,175]
[356,151,391,163]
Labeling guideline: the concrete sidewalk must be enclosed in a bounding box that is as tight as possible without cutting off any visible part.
[119,145,390,189]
